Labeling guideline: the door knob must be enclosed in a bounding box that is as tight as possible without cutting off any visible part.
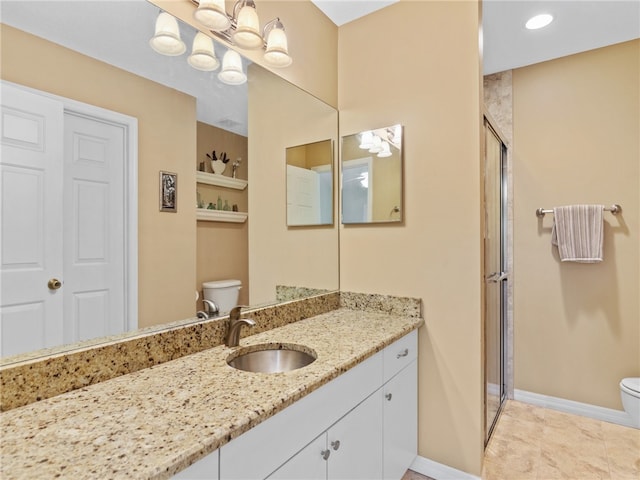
[48,278,62,290]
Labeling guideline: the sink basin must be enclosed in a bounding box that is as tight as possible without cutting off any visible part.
[227,344,317,373]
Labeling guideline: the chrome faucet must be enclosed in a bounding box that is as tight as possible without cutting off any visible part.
[196,299,219,319]
[226,305,255,347]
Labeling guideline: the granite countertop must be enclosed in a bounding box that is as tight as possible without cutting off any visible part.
[0,307,422,479]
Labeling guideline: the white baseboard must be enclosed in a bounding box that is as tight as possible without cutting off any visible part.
[410,455,480,480]
[514,389,639,429]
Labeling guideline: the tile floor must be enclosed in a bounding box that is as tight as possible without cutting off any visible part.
[483,400,640,479]
[402,400,640,480]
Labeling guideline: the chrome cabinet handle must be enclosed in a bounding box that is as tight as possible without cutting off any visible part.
[331,440,340,451]
[385,393,393,401]
[396,348,409,359]
[321,449,331,460]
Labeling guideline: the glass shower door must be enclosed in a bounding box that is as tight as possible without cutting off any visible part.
[484,118,507,443]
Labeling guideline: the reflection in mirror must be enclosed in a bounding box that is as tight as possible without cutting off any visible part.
[341,125,403,224]
[286,140,334,226]
[0,1,338,363]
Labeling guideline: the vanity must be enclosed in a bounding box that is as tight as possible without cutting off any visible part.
[0,295,422,479]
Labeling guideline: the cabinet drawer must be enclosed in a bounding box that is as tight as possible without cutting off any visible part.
[383,330,417,382]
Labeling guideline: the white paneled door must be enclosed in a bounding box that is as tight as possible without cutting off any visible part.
[62,112,125,344]
[1,83,131,357]
[1,83,65,356]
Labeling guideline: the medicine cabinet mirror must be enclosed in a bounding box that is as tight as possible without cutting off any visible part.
[341,125,403,224]
[286,139,334,226]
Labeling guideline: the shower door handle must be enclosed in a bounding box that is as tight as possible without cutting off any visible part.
[486,272,508,283]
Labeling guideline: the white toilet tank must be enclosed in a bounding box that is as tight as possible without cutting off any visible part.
[202,279,241,314]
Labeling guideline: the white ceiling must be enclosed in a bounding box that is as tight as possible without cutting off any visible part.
[312,0,640,74]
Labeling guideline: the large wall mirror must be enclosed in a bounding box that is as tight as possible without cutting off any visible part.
[0,0,338,362]
[341,125,403,224]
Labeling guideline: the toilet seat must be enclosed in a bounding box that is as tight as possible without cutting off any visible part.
[620,377,640,397]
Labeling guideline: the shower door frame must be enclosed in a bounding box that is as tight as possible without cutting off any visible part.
[483,115,508,445]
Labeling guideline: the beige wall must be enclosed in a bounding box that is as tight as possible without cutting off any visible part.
[1,24,196,329]
[338,0,484,475]
[513,40,640,409]
[149,0,338,107]
[196,122,249,306]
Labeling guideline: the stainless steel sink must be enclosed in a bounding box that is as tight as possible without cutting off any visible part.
[227,344,316,373]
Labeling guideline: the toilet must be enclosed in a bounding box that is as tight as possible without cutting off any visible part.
[202,279,241,315]
[620,377,640,428]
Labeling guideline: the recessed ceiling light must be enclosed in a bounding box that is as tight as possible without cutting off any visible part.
[525,13,554,30]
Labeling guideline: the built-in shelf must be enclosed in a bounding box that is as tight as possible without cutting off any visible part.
[196,171,247,190]
[196,208,248,223]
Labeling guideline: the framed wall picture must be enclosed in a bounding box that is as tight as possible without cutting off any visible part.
[159,171,177,212]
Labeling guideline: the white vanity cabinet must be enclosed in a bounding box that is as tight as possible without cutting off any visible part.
[269,390,383,480]
[383,360,418,480]
[172,330,417,480]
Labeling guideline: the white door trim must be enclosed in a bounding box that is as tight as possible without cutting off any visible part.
[1,80,138,332]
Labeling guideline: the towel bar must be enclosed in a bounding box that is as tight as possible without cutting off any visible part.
[536,204,622,218]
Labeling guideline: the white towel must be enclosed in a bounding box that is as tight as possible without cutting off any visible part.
[551,205,604,263]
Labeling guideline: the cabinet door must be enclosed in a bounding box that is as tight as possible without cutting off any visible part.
[327,390,383,480]
[267,434,327,480]
[383,361,418,480]
[172,450,219,479]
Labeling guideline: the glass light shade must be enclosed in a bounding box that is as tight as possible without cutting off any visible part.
[359,131,373,149]
[368,135,383,154]
[218,50,247,85]
[149,12,186,56]
[233,4,263,49]
[193,0,231,31]
[264,26,292,67]
[378,141,392,158]
[188,33,220,71]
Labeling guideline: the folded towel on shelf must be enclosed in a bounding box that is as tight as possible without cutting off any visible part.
[551,205,604,263]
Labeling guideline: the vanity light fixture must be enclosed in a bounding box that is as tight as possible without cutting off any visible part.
[150,11,186,56]
[150,10,247,85]
[192,0,293,68]
[263,19,293,67]
[378,141,392,158]
[359,131,374,149]
[358,126,401,158]
[368,135,383,154]
[525,13,553,30]
[193,0,231,31]
[218,50,247,85]
[188,32,220,71]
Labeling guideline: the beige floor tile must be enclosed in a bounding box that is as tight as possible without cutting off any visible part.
[501,400,546,424]
[602,421,640,479]
[401,469,435,480]
[484,401,640,480]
